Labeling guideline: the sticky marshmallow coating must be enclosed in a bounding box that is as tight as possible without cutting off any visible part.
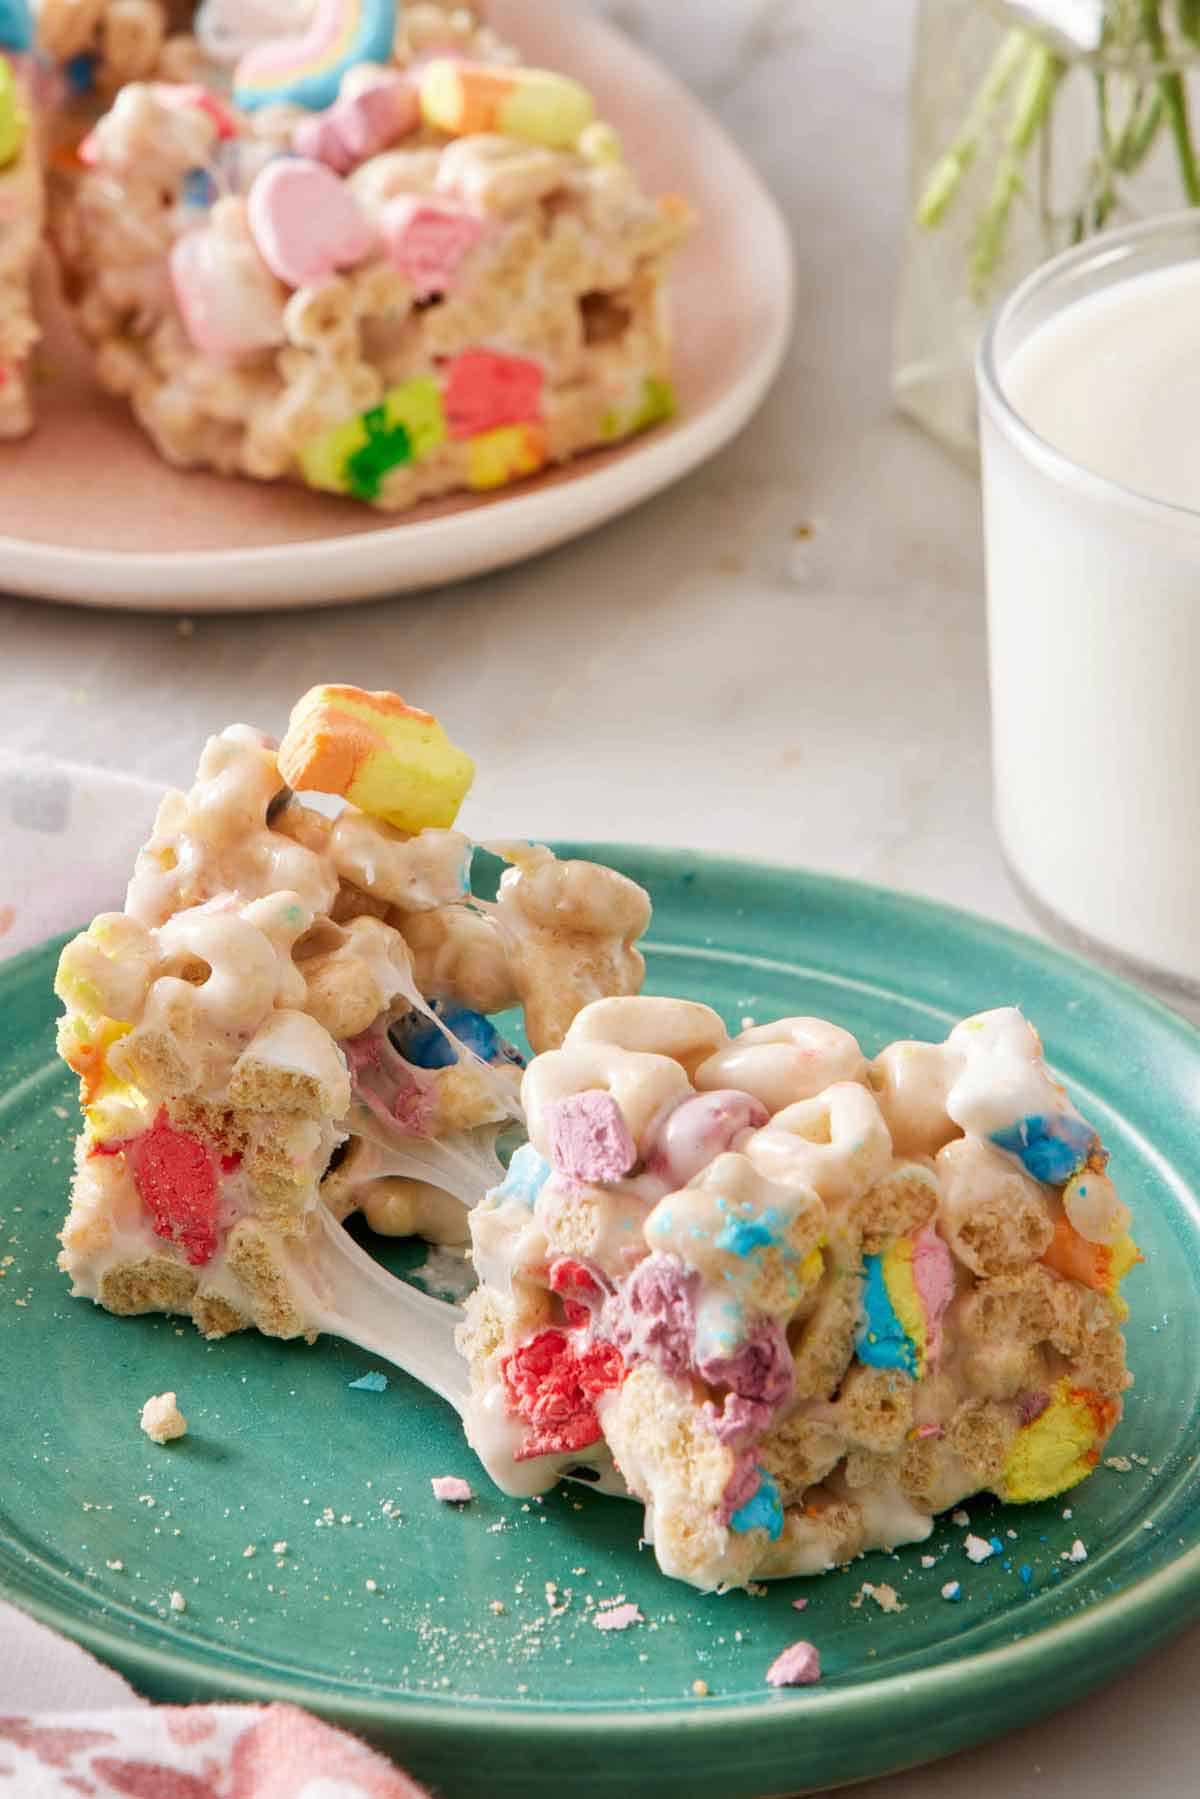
[55,694,651,1345]
[458,998,1138,1591]
[48,1,691,510]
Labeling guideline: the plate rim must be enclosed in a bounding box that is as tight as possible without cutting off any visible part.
[3,846,1198,1771]
[0,3,794,609]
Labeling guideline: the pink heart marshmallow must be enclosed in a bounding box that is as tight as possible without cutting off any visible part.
[292,74,418,175]
[247,156,377,291]
[379,194,485,297]
[170,225,287,357]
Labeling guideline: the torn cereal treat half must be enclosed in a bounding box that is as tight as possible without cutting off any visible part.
[51,0,691,507]
[55,683,650,1347]
[0,2,42,438]
[458,997,1139,1591]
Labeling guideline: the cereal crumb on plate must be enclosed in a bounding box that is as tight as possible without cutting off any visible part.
[140,1392,187,1445]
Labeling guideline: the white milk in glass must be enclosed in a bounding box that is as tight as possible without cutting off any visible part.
[979,237,1200,989]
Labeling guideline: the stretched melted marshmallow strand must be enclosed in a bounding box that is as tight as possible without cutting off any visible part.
[233,0,398,113]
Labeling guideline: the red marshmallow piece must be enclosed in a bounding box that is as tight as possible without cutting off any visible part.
[123,1107,220,1266]
[548,1255,610,1329]
[500,1327,624,1460]
[156,82,240,139]
[443,347,543,440]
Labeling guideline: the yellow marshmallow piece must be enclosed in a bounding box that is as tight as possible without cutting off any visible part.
[465,422,545,490]
[277,684,475,833]
[0,59,27,169]
[998,1378,1119,1503]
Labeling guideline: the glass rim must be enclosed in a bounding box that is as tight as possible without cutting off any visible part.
[975,208,1200,525]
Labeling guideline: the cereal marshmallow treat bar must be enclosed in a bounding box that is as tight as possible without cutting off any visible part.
[55,685,651,1344]
[0,0,41,436]
[459,998,1139,1590]
[52,0,691,506]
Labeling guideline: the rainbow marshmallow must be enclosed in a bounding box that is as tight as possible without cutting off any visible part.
[233,0,398,113]
[276,683,475,833]
[418,58,595,150]
[855,1227,955,1380]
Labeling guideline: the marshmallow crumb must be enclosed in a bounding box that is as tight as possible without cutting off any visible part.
[853,1581,905,1614]
[691,1679,709,1697]
[941,1581,962,1602]
[964,1534,994,1564]
[431,1476,474,1504]
[272,1541,288,1555]
[951,1509,970,1527]
[766,1640,821,1687]
[593,1602,643,1632]
[140,1392,187,1446]
[105,1559,124,1572]
[1066,1539,1088,1563]
[920,1555,937,1569]
[169,1590,186,1613]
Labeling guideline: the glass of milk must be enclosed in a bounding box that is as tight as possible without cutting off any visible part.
[977,211,1200,997]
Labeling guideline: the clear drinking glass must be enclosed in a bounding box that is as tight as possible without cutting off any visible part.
[896,0,1200,461]
[977,210,1200,997]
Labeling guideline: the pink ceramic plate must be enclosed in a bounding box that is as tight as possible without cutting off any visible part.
[0,1,792,611]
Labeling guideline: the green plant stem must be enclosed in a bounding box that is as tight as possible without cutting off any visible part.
[1180,0,1200,49]
[1140,0,1200,201]
[1115,86,1166,167]
[916,28,1029,226]
[1079,74,1164,239]
[970,41,1063,297]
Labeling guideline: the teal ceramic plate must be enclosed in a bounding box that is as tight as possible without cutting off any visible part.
[2,847,1199,1799]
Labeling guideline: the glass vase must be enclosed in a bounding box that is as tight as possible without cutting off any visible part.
[893,0,1200,461]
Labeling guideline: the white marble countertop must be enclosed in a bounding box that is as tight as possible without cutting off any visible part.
[1,0,1197,1793]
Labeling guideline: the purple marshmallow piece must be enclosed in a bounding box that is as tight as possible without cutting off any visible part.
[601,1252,697,1379]
[548,1091,638,1186]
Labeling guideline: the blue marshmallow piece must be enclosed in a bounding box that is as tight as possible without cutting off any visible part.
[729,1469,784,1541]
[489,1142,552,1211]
[396,1003,519,1070]
[0,0,33,52]
[990,1111,1097,1184]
